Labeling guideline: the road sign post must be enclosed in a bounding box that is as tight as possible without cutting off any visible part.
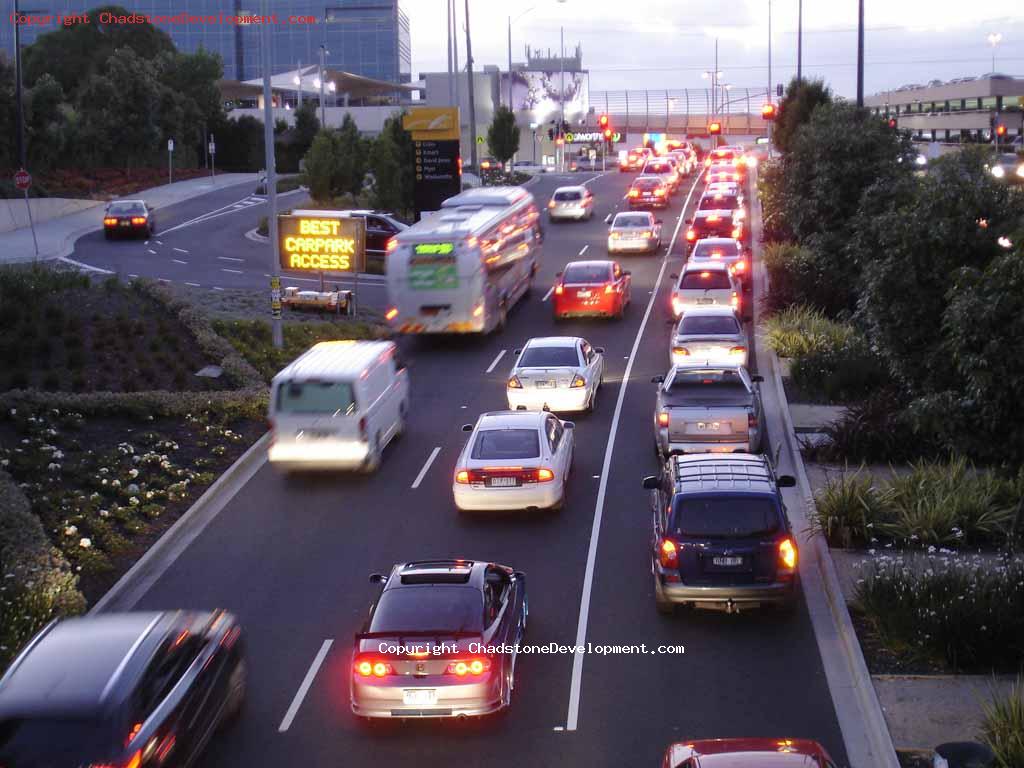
[167,138,174,185]
[209,137,216,179]
[13,169,38,260]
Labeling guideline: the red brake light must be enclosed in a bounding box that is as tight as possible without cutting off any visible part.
[734,260,747,272]
[446,657,491,676]
[657,412,670,427]
[385,307,399,321]
[455,469,471,484]
[508,375,523,389]
[536,468,555,482]
[355,656,395,677]
[685,229,696,241]
[672,347,689,358]
[707,215,720,223]
[658,538,678,568]
[628,189,640,198]
[554,284,564,295]
[731,227,742,239]
[779,538,797,571]
[103,217,117,226]
[731,291,740,308]
[730,346,747,359]
[654,188,666,197]
[570,373,587,388]
[130,217,147,225]
[548,201,556,208]
[386,238,398,252]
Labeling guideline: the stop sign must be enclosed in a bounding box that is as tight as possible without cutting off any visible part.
[13,169,31,191]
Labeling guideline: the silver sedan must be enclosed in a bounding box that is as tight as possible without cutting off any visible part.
[606,211,663,254]
[506,336,605,414]
[670,305,748,368]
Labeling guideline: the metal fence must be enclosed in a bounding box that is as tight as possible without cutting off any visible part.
[590,88,772,134]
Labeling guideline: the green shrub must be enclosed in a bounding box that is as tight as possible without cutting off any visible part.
[790,334,888,402]
[804,390,933,464]
[981,676,1024,768]
[762,243,832,314]
[257,215,269,236]
[763,305,856,359]
[811,466,893,548]
[855,556,1024,672]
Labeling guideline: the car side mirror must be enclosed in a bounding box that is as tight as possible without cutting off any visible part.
[562,421,575,430]
[595,347,605,354]
[656,219,664,225]
[751,374,764,383]
[462,424,473,432]
[642,475,660,490]
[651,374,665,384]
[604,214,612,224]
[776,475,796,488]
[513,348,522,356]
[555,271,563,278]
[369,573,385,584]
[669,273,678,280]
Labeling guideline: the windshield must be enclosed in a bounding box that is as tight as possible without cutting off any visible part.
[693,241,740,259]
[563,263,612,283]
[613,214,651,228]
[679,315,741,335]
[634,177,661,190]
[553,190,582,201]
[671,497,780,538]
[108,202,146,215]
[646,164,671,174]
[369,587,483,633]
[276,380,357,415]
[699,196,739,211]
[680,271,731,290]
[471,429,540,460]
[518,346,579,368]
[667,369,749,396]
[0,718,114,765]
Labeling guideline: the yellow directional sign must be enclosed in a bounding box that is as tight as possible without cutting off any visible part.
[403,107,460,141]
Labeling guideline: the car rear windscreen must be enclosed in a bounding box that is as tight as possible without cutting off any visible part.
[276,380,357,415]
[518,347,579,368]
[563,263,612,283]
[614,214,651,227]
[698,196,739,211]
[0,718,114,765]
[680,271,731,290]
[679,315,741,335]
[471,429,540,460]
[554,190,582,201]
[634,178,661,190]
[108,202,145,215]
[666,370,749,400]
[692,241,740,259]
[671,497,780,538]
[369,586,484,633]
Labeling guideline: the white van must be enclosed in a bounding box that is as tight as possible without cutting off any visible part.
[267,341,409,472]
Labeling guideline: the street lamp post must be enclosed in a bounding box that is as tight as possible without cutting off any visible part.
[260,0,283,349]
[767,0,773,154]
[797,0,803,82]
[856,0,865,108]
[318,45,328,127]
[560,26,565,171]
[13,0,26,169]
[464,0,479,171]
[295,61,302,106]
[987,33,1002,73]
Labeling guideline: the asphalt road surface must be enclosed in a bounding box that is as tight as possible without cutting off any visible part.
[119,169,848,767]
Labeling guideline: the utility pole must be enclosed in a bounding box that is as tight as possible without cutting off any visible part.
[856,0,865,108]
[446,0,454,104]
[319,45,328,127]
[464,0,478,171]
[797,0,803,83]
[560,27,565,172]
[452,0,461,154]
[13,0,27,169]
[261,0,283,349]
[297,60,302,106]
[507,17,513,109]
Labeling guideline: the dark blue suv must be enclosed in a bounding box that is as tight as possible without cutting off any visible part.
[642,454,799,615]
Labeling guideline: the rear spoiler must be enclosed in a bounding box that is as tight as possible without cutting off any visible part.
[354,630,480,643]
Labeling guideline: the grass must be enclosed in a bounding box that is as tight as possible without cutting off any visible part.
[762,305,856,359]
[855,555,1024,672]
[211,318,386,382]
[811,458,1021,549]
[981,676,1024,767]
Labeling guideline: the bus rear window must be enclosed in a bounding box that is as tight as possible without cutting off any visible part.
[276,380,357,415]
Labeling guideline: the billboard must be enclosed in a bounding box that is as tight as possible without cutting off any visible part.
[278,215,366,273]
[502,70,589,122]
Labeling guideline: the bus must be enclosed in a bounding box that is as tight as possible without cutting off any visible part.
[384,187,542,335]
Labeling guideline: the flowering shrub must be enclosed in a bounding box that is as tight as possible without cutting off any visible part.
[855,554,1024,671]
[981,676,1024,768]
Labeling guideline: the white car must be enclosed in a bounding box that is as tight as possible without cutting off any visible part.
[506,336,605,413]
[670,305,748,368]
[669,262,743,320]
[606,211,663,254]
[548,186,594,221]
[453,410,575,512]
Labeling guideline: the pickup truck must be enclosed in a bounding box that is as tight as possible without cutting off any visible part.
[652,364,765,457]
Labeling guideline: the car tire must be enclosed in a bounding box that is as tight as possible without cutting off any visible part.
[220,660,247,727]
[394,403,408,439]
[362,433,382,473]
[586,385,598,413]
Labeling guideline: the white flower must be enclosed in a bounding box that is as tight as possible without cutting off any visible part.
[47,463,61,472]
[128,469,139,479]
[99,467,109,475]
[126,483,140,494]
[99,509,110,518]
[51,450,64,460]
[927,545,936,554]
[64,525,78,536]
[8,408,16,416]
[79,538,92,549]
[111,479,121,488]
[128,497,140,506]
[868,549,876,555]
[0,459,8,468]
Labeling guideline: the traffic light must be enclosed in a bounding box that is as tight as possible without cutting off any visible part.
[888,117,897,129]
[599,114,609,130]
[603,128,613,141]
[555,137,564,146]
[995,124,1007,137]
[761,103,776,121]
[708,121,722,136]
[562,120,570,134]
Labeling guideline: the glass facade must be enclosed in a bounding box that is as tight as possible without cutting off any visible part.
[3,0,411,84]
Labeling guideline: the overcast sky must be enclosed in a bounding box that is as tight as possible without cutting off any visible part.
[407,1,1024,97]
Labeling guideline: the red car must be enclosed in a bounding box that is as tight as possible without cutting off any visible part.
[553,260,632,320]
[662,738,839,768]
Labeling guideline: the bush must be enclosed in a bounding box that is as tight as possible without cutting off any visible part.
[981,677,1024,768]
[761,244,832,314]
[855,555,1024,672]
[257,215,268,237]
[790,334,887,402]
[763,305,855,359]
[811,466,892,548]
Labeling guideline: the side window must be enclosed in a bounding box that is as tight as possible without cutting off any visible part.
[136,635,202,720]
[580,342,591,364]
[483,582,502,626]
[613,263,622,279]
[551,418,564,451]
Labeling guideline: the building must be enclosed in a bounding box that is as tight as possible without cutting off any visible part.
[865,74,1024,144]
[3,0,411,85]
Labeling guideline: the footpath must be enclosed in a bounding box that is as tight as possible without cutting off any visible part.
[0,173,258,266]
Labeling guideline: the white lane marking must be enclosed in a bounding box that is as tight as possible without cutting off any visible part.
[185,282,201,287]
[212,286,225,291]
[218,256,245,262]
[485,349,506,373]
[57,256,114,275]
[173,247,189,254]
[565,170,703,732]
[221,268,243,274]
[542,286,555,302]
[582,172,608,186]
[411,447,442,489]
[157,278,172,283]
[147,249,157,254]
[578,245,589,256]
[172,259,188,265]
[278,639,333,732]
[159,195,262,235]
[155,240,163,245]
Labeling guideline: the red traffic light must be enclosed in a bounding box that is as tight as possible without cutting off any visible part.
[761,103,776,120]
[708,121,722,135]
[556,137,564,146]
[603,128,613,141]
[995,124,1007,137]
[599,114,609,129]
[888,118,897,129]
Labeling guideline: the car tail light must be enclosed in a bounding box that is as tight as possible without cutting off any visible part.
[386,238,398,252]
[536,468,555,482]
[707,215,720,223]
[91,750,143,768]
[657,412,670,427]
[554,284,564,295]
[604,283,616,295]
[658,538,678,568]
[731,227,742,239]
[131,217,147,225]
[548,200,556,208]
[733,260,747,273]
[628,189,640,198]
[385,307,398,321]
[730,346,747,359]
[672,347,689,359]
[507,375,523,389]
[671,296,684,316]
[778,538,798,571]
[455,469,471,484]
[570,374,586,388]
[355,656,395,677]
[472,302,484,318]
[685,229,696,241]
[103,217,117,226]
[654,188,666,197]
[748,412,758,429]
[610,231,621,239]
[640,230,652,239]
[446,657,491,676]
[731,291,740,309]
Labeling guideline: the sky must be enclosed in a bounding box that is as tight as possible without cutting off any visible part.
[407,0,1024,98]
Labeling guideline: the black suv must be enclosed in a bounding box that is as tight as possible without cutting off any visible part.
[0,611,245,767]
[642,454,799,615]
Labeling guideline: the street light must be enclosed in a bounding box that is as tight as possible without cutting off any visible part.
[987,32,1003,73]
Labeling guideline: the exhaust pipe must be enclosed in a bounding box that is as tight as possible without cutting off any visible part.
[726,599,740,615]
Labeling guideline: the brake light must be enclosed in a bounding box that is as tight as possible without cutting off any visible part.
[640,230,652,238]
[658,538,679,568]
[628,189,640,198]
[657,412,670,427]
[472,303,484,318]
[733,260,747,272]
[446,657,491,676]
[748,412,758,429]
[130,217,147,225]
[554,284,564,295]
[385,307,399,321]
[536,468,555,482]
[386,238,398,252]
[731,227,742,239]
[455,469,472,484]
[731,291,739,309]
[570,374,586,388]
[103,217,117,226]
[685,229,696,241]
[610,231,621,239]
[672,347,689,359]
[707,215,720,222]
[548,201,556,208]
[604,283,615,295]
[779,538,798,571]
[507,375,523,389]
[730,346,747,359]
[671,297,684,316]
[355,656,395,677]
[481,161,491,169]
[654,188,666,197]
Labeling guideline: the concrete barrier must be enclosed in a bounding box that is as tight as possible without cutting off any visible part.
[0,198,104,234]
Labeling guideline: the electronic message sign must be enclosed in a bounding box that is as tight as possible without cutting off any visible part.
[278,214,366,273]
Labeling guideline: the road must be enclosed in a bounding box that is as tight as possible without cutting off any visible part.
[111,169,848,766]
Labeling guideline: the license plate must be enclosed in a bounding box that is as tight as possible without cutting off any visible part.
[697,422,721,431]
[697,298,714,304]
[402,689,437,707]
[713,556,743,567]
[487,476,519,487]
[303,430,334,440]
[577,290,591,298]
[535,380,556,389]
[119,221,130,226]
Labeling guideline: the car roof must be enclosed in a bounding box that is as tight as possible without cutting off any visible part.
[553,185,587,193]
[476,410,548,429]
[523,336,583,349]
[0,613,170,717]
[565,259,614,270]
[273,340,394,382]
[109,199,146,205]
[695,209,733,219]
[667,454,778,495]
[693,237,740,247]
[634,175,662,183]
[677,305,739,319]
[682,260,729,273]
[387,559,486,590]
[665,738,829,767]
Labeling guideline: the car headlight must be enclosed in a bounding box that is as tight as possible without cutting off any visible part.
[991,165,1005,178]
[1017,164,1024,179]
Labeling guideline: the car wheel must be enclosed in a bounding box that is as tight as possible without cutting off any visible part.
[586,385,598,413]
[362,433,382,473]
[394,403,408,439]
[220,660,247,727]
[654,578,674,615]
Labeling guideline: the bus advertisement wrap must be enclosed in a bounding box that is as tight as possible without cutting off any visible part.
[278,214,366,273]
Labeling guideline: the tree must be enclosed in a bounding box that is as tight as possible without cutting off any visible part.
[486,106,519,165]
[335,114,367,198]
[304,130,339,203]
[772,77,832,155]
[293,100,320,149]
[0,54,16,169]
[26,75,69,171]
